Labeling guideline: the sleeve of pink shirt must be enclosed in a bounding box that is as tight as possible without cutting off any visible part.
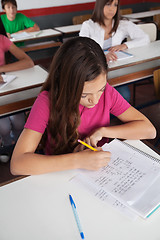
[107,83,131,116]
[24,91,50,134]
[1,35,12,52]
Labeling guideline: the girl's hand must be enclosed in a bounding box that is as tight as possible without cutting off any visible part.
[7,33,11,38]
[73,143,85,153]
[85,128,104,147]
[106,51,117,62]
[77,149,111,171]
[109,43,128,52]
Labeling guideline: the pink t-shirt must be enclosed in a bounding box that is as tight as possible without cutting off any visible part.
[0,34,12,66]
[25,83,130,154]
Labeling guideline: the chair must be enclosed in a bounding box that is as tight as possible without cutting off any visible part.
[150,6,160,11]
[137,22,157,42]
[120,8,132,15]
[153,69,160,147]
[153,69,160,100]
[131,22,158,106]
[153,14,160,31]
[72,14,92,25]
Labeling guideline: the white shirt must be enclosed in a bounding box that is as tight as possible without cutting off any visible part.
[103,37,112,50]
[79,19,150,49]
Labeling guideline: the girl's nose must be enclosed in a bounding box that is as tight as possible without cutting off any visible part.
[89,94,99,105]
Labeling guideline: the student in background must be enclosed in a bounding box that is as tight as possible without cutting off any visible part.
[10,37,156,176]
[1,0,40,46]
[0,34,34,163]
[79,0,150,102]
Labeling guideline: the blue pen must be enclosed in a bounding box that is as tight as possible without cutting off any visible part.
[69,194,85,239]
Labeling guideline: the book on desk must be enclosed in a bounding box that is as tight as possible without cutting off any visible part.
[104,49,133,61]
[10,31,42,41]
[72,139,160,219]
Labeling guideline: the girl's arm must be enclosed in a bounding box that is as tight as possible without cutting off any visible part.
[0,43,34,73]
[10,128,111,176]
[85,106,156,147]
[122,21,150,49]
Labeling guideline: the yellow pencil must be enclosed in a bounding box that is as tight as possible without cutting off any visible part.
[78,139,98,151]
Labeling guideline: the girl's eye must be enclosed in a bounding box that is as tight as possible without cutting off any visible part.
[100,87,106,92]
[81,94,87,98]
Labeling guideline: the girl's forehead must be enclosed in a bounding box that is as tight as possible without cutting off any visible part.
[83,73,107,93]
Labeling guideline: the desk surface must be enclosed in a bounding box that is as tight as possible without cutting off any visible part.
[108,40,160,86]
[0,140,160,240]
[10,29,62,43]
[0,65,48,96]
[109,40,160,71]
[55,24,82,34]
[0,65,48,116]
[124,9,160,19]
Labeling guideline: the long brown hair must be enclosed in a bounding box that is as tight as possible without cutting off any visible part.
[92,0,121,34]
[41,37,108,155]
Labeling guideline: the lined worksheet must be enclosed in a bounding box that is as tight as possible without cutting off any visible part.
[72,139,160,218]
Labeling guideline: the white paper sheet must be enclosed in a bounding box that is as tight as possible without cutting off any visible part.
[72,139,160,218]
[0,74,16,90]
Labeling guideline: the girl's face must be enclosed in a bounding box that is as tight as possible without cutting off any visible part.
[4,3,17,21]
[103,0,118,20]
[80,73,107,108]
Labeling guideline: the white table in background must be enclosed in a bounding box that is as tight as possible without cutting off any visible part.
[0,140,160,240]
[10,29,62,43]
[10,29,63,52]
[108,40,160,87]
[55,24,82,36]
[124,9,160,20]
[0,65,48,116]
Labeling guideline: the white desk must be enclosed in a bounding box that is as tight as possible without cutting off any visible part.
[0,65,48,116]
[124,9,160,19]
[0,140,160,240]
[10,29,62,52]
[108,40,160,87]
[10,29,62,43]
[55,24,82,35]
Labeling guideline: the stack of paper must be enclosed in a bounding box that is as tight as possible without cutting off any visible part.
[72,139,160,219]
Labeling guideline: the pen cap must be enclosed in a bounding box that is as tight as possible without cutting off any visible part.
[69,194,76,208]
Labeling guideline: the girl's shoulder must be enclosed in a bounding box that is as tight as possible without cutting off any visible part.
[82,19,101,29]
[36,91,50,106]
[38,90,49,99]
[0,34,11,46]
[119,19,134,27]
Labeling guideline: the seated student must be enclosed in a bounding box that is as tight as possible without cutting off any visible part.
[1,0,40,46]
[79,0,150,102]
[10,37,156,176]
[0,34,34,163]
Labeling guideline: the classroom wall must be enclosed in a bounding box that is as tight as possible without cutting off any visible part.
[0,0,159,28]
[0,0,159,62]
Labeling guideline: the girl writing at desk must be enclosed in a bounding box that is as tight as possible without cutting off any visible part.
[79,0,150,102]
[11,37,156,175]
[0,34,34,163]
